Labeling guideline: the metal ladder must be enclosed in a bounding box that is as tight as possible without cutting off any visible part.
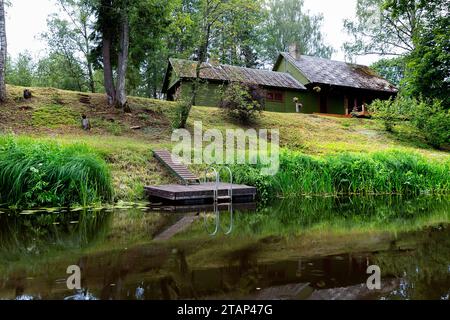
[203,165,233,236]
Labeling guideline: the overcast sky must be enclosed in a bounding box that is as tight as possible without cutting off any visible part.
[5,0,380,66]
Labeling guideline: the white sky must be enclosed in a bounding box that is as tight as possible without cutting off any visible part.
[6,0,380,66]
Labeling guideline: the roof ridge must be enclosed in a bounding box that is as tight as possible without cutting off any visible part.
[172,57,288,75]
[280,52,397,92]
[169,57,307,90]
[281,52,371,68]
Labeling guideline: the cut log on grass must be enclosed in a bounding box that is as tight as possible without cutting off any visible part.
[23,89,32,99]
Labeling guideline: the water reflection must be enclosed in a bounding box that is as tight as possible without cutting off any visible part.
[0,195,448,300]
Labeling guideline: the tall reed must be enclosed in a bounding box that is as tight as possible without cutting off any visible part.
[0,136,113,208]
[231,149,450,202]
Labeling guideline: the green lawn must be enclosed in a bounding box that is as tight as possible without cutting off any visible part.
[2,85,449,201]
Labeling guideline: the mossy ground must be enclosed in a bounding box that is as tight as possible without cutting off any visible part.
[2,85,449,201]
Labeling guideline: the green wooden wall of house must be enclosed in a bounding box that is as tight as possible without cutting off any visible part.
[174,81,330,114]
[164,54,395,115]
[273,55,346,115]
[167,55,347,115]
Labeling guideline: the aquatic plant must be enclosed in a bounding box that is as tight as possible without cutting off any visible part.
[231,149,450,201]
[0,136,113,208]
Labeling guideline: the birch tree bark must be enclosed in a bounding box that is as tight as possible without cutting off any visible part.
[0,0,7,102]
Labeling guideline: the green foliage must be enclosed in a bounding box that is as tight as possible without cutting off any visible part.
[5,52,34,87]
[232,150,450,203]
[370,57,405,86]
[171,99,193,129]
[0,136,113,208]
[369,96,450,149]
[34,53,87,91]
[410,99,450,149]
[344,0,415,58]
[404,7,449,107]
[263,0,333,62]
[219,82,264,124]
[208,0,265,67]
[369,96,412,132]
[345,0,448,108]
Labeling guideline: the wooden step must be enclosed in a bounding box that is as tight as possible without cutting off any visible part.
[153,149,200,185]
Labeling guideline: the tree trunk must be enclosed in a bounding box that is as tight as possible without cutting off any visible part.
[83,22,95,93]
[115,14,130,111]
[87,61,95,93]
[191,23,210,106]
[0,0,7,103]
[102,32,115,106]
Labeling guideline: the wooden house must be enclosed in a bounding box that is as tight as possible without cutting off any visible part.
[162,52,397,115]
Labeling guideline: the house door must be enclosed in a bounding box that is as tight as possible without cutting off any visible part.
[320,94,327,113]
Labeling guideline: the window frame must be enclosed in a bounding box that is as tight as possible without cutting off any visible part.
[266,90,284,103]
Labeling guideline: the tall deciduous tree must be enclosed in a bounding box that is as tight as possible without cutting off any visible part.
[94,0,119,106]
[190,0,233,106]
[57,0,96,92]
[346,0,449,106]
[402,0,449,107]
[5,52,34,87]
[262,0,333,62]
[343,0,423,58]
[93,0,171,110]
[0,0,7,102]
[211,0,265,67]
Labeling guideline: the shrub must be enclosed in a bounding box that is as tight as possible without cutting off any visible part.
[369,96,449,149]
[219,82,264,124]
[368,96,412,132]
[171,99,192,129]
[410,99,450,149]
[0,136,113,208]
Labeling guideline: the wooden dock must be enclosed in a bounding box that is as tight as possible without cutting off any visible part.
[145,182,256,203]
[148,149,257,204]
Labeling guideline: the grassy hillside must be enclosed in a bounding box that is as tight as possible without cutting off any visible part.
[2,85,449,202]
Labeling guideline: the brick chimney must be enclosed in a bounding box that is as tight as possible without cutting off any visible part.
[288,43,301,60]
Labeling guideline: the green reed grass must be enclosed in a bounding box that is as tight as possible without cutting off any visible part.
[231,149,450,201]
[0,136,113,208]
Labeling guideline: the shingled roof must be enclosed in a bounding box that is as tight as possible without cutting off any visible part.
[167,58,306,90]
[276,53,398,93]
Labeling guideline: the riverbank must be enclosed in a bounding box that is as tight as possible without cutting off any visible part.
[1,85,449,204]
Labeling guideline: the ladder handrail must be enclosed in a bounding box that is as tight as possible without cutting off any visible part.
[218,166,233,202]
[203,202,220,236]
[204,166,219,203]
[202,165,234,237]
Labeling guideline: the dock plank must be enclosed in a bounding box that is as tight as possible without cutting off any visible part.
[145,182,256,202]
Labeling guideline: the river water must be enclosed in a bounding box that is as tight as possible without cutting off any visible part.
[0,195,449,300]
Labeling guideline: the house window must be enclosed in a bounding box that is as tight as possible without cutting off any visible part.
[266,90,284,102]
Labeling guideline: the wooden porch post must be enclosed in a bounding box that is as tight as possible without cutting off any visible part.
[344,96,349,115]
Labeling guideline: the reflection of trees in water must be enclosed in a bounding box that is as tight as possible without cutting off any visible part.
[373,225,450,300]
[232,195,450,236]
[0,209,112,256]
